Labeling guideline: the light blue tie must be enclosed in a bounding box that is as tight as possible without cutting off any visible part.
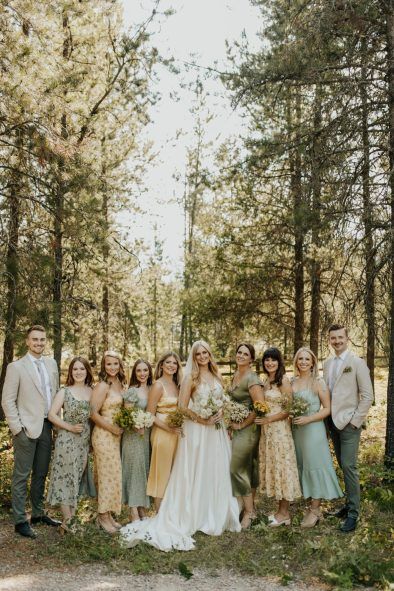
[35,359,48,415]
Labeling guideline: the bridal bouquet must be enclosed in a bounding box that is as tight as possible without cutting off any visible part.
[192,393,227,430]
[132,408,154,430]
[224,399,250,428]
[283,396,310,426]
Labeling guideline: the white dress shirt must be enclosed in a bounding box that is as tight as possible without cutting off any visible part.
[27,353,52,416]
[329,350,349,391]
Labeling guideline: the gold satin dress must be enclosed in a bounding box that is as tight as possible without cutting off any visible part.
[146,394,179,499]
[92,388,123,514]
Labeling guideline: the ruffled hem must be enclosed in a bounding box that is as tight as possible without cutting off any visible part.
[120,520,196,552]
[300,468,344,500]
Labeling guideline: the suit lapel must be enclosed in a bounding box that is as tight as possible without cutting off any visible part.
[22,355,44,397]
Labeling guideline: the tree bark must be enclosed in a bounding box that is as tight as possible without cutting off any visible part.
[309,86,322,356]
[0,152,21,419]
[385,0,394,468]
[360,36,376,395]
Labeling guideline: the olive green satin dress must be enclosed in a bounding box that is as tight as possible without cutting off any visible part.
[229,372,262,497]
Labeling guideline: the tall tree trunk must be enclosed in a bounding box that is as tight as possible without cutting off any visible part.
[0,154,21,418]
[288,89,304,353]
[101,139,109,351]
[53,12,71,370]
[309,86,322,356]
[360,36,375,394]
[385,0,394,468]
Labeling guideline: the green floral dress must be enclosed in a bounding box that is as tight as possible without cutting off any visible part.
[47,388,93,507]
[121,387,151,508]
[229,372,262,497]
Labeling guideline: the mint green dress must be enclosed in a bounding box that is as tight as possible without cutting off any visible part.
[229,372,262,497]
[292,387,343,500]
[121,387,151,508]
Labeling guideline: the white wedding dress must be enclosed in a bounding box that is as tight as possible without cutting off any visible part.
[120,380,241,551]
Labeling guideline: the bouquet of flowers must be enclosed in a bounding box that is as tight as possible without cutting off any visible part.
[224,399,250,428]
[132,408,154,430]
[192,393,226,429]
[67,400,90,425]
[166,408,188,437]
[113,406,135,431]
[283,396,310,426]
[253,400,271,418]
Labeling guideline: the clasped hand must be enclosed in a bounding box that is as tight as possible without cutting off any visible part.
[292,416,310,426]
[254,416,270,426]
[69,423,84,434]
[207,410,223,425]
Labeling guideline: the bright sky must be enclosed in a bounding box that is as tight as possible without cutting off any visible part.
[121,1,261,271]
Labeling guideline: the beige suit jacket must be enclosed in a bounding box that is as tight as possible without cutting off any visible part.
[2,354,59,438]
[323,351,373,430]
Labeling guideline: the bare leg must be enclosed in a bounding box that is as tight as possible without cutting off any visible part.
[97,511,117,534]
[137,507,146,520]
[276,500,290,520]
[129,507,140,522]
[240,494,255,529]
[154,497,162,512]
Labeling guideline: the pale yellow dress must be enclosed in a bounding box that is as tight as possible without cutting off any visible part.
[92,387,123,513]
[259,386,301,501]
[146,391,179,499]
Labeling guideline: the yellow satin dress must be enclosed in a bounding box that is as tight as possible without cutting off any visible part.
[146,393,179,499]
[92,388,123,513]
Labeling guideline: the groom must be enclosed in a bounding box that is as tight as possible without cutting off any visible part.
[323,323,373,533]
[2,325,61,538]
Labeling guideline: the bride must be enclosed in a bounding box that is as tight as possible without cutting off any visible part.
[120,340,241,551]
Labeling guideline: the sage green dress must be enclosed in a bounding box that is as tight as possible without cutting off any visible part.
[292,387,343,500]
[47,388,95,507]
[121,387,151,508]
[229,372,262,497]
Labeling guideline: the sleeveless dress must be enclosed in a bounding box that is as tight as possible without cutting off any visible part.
[91,387,123,514]
[292,386,343,500]
[146,388,178,499]
[121,387,151,508]
[229,371,262,496]
[47,388,93,507]
[120,381,241,551]
[259,386,301,501]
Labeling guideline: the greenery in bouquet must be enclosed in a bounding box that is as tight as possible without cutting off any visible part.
[283,395,310,426]
[113,406,135,431]
[67,400,90,425]
[166,407,188,436]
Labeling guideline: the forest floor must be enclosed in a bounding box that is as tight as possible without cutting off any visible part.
[0,369,392,591]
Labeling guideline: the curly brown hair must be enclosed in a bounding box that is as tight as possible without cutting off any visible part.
[98,350,127,386]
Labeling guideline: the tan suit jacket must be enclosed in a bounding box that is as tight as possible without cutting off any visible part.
[2,354,59,438]
[323,351,373,430]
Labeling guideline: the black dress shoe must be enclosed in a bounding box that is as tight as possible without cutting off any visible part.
[332,505,349,519]
[340,517,357,532]
[31,515,61,527]
[15,521,37,538]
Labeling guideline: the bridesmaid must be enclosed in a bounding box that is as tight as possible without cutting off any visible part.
[292,347,343,527]
[122,358,153,522]
[91,351,125,534]
[146,351,183,511]
[255,347,301,526]
[228,343,264,530]
[47,357,93,532]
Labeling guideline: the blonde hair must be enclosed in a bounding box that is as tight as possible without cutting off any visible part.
[99,350,127,386]
[293,347,319,385]
[189,340,223,394]
[154,351,183,387]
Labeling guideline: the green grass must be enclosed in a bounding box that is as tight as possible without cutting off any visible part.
[1,421,393,589]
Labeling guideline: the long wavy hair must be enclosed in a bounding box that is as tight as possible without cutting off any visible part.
[98,350,127,386]
[293,347,319,383]
[66,356,94,387]
[262,347,286,386]
[188,340,223,395]
[154,351,183,387]
[129,358,153,387]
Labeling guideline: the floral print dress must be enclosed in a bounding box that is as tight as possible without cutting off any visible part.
[47,388,91,507]
[258,386,301,501]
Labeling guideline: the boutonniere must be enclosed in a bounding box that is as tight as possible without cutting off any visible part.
[343,366,352,373]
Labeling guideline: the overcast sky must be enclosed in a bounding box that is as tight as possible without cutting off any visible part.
[121,1,261,271]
